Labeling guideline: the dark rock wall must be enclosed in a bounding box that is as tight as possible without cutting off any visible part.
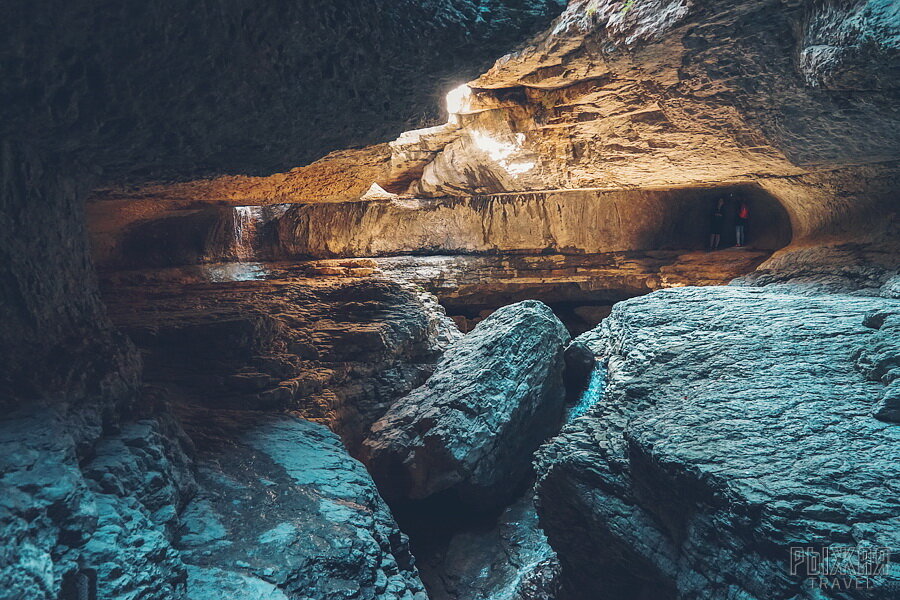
[535,286,900,599]
[0,144,139,428]
[1,0,564,406]
[2,0,565,180]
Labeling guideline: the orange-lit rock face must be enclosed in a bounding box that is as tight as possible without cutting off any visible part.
[85,0,899,280]
[407,0,900,194]
[91,184,794,269]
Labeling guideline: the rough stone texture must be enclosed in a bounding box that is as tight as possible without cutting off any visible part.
[177,412,427,600]
[415,0,900,192]
[1,4,564,597]
[417,490,558,600]
[0,145,140,426]
[374,250,773,308]
[799,0,900,91]
[0,408,195,600]
[363,300,570,509]
[275,185,789,260]
[858,309,900,424]
[734,243,900,296]
[90,183,791,269]
[3,1,565,181]
[101,275,460,451]
[535,286,900,599]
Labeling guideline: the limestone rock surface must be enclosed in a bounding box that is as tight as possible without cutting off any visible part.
[102,276,460,451]
[177,413,427,600]
[0,410,195,600]
[535,286,900,599]
[363,300,570,508]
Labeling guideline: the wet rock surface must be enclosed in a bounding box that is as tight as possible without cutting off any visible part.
[363,300,570,509]
[177,412,427,600]
[416,489,559,600]
[536,286,900,599]
[0,408,194,600]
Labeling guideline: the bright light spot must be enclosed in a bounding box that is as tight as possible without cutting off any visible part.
[446,83,472,115]
[472,131,514,162]
[471,131,535,175]
[202,262,269,282]
[506,161,536,175]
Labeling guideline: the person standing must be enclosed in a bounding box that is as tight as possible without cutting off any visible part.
[735,201,749,247]
[708,198,726,251]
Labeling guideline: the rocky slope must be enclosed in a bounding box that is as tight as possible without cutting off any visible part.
[535,286,900,599]
[178,413,427,600]
[363,300,570,510]
[2,272,459,600]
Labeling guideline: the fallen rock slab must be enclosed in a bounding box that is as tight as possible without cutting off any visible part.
[177,410,426,600]
[362,300,569,509]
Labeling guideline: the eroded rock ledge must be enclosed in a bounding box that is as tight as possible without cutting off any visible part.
[535,286,900,599]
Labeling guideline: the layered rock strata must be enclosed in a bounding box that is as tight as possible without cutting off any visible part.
[535,286,900,599]
[101,275,460,450]
[1,3,567,597]
[90,184,791,269]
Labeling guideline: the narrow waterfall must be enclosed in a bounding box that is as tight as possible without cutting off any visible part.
[231,206,263,261]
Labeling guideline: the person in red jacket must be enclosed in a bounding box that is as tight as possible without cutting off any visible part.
[735,201,750,247]
[708,198,726,251]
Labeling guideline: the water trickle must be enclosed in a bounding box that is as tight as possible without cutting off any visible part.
[231,206,263,261]
[567,361,606,422]
[201,262,270,282]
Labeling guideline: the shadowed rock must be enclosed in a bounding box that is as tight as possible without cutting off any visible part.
[536,286,900,599]
[362,300,569,510]
[178,412,427,600]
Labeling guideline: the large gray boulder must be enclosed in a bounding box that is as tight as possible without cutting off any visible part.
[177,411,426,600]
[362,300,570,509]
[536,286,900,600]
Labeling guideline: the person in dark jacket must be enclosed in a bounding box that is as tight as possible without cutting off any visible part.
[708,197,726,251]
[735,201,750,247]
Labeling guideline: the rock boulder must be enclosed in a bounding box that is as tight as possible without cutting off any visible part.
[362,300,569,509]
[536,286,900,599]
[177,411,427,600]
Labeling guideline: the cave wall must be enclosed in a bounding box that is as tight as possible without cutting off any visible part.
[0,144,140,421]
[0,0,571,419]
[0,3,568,598]
[277,185,791,259]
[90,184,793,268]
[1,0,566,405]
[2,0,566,181]
[409,0,900,195]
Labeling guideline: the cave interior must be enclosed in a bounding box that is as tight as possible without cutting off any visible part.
[2,2,899,600]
